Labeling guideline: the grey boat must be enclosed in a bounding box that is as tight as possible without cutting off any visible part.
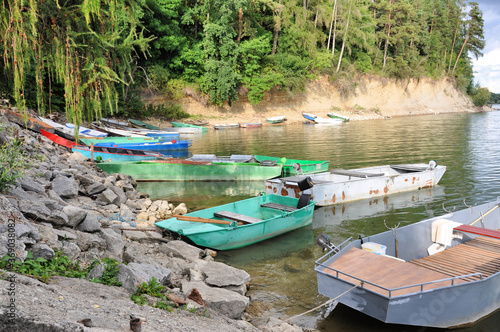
[315,199,500,328]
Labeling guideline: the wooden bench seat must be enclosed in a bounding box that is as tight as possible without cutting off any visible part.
[390,165,428,172]
[454,224,500,239]
[329,168,385,178]
[260,203,298,212]
[213,211,263,224]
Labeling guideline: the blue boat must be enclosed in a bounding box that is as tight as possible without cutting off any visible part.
[72,145,160,162]
[145,132,182,139]
[94,140,192,151]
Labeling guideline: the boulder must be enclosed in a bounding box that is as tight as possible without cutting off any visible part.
[61,242,81,260]
[31,243,55,260]
[62,205,87,228]
[116,263,172,293]
[180,280,249,319]
[100,228,124,261]
[86,182,107,196]
[20,176,45,193]
[172,203,188,215]
[77,212,101,233]
[109,186,127,205]
[96,188,119,205]
[159,240,203,262]
[51,174,79,198]
[203,261,251,290]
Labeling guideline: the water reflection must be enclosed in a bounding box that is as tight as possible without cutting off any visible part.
[139,110,500,331]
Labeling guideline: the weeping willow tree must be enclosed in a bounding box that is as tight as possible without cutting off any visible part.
[0,0,153,125]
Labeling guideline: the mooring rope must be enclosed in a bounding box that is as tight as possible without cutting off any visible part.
[284,282,363,322]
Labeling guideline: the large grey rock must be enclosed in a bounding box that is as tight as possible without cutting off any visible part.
[180,280,249,319]
[86,182,107,196]
[18,199,51,221]
[86,263,106,280]
[117,263,172,293]
[62,205,87,227]
[159,240,203,262]
[203,261,251,289]
[100,228,124,261]
[77,212,101,233]
[6,186,34,201]
[47,210,69,227]
[96,188,119,205]
[31,243,55,260]
[74,173,96,186]
[61,242,81,260]
[20,176,45,193]
[51,175,79,198]
[76,231,107,252]
[118,204,135,220]
[109,186,127,205]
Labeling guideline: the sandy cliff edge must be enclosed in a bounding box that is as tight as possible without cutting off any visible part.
[143,76,484,126]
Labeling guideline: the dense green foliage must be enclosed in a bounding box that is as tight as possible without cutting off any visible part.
[490,93,500,104]
[0,126,32,193]
[0,0,487,120]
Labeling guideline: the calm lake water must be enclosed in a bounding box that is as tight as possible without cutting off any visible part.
[137,110,500,331]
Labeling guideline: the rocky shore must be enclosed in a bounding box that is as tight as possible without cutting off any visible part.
[0,112,311,331]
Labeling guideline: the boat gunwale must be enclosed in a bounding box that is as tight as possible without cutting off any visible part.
[177,200,315,237]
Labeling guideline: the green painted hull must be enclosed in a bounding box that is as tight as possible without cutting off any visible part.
[128,118,161,130]
[171,121,208,132]
[154,194,315,250]
[80,137,162,145]
[254,155,329,176]
[96,160,282,181]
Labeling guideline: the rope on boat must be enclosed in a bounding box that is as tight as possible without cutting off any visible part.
[284,282,363,322]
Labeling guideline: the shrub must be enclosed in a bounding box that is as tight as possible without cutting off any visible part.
[0,126,32,193]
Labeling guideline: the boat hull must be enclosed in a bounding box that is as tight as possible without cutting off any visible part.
[154,194,315,250]
[93,140,192,151]
[315,200,500,328]
[265,164,446,206]
[97,160,283,181]
[72,146,159,162]
[171,121,208,132]
[254,155,329,176]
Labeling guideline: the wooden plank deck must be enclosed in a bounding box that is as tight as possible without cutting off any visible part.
[409,237,500,280]
[324,237,500,297]
[324,248,458,297]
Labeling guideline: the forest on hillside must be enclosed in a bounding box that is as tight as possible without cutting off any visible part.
[0,0,489,123]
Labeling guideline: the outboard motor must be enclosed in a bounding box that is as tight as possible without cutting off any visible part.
[315,233,340,253]
[427,160,437,170]
[297,176,314,191]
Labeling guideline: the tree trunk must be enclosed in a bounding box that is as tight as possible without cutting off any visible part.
[448,23,459,74]
[327,0,337,50]
[336,3,352,73]
[331,1,338,56]
[237,7,243,44]
[382,2,393,71]
[272,5,284,55]
[452,25,470,75]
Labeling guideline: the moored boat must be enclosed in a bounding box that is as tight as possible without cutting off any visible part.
[128,118,161,130]
[154,194,315,250]
[254,155,329,176]
[302,113,317,121]
[265,161,446,206]
[315,199,500,328]
[80,136,163,145]
[96,158,283,181]
[65,123,108,137]
[93,139,192,151]
[239,123,262,128]
[72,145,161,162]
[171,121,208,132]
[327,112,350,122]
[213,123,240,130]
[266,116,287,124]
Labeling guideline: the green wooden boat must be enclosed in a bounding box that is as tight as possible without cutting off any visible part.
[254,155,329,176]
[171,121,208,133]
[154,194,315,250]
[96,159,283,181]
[128,118,161,130]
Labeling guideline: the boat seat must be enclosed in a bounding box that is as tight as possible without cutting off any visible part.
[213,211,263,224]
[329,169,385,178]
[390,165,428,172]
[260,203,298,212]
[454,224,500,239]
